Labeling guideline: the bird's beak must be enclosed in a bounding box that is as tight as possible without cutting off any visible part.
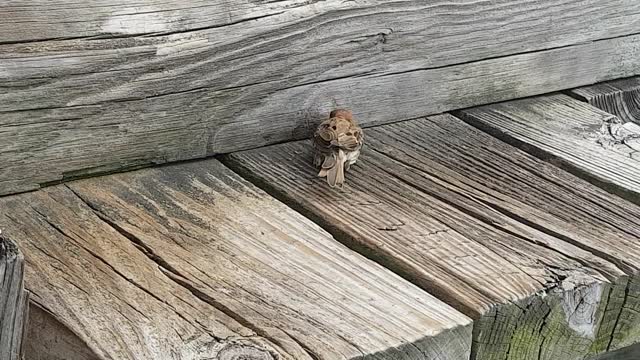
[330,140,339,146]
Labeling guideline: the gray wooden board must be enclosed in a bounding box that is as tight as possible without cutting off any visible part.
[571,77,640,124]
[3,0,640,44]
[0,233,28,360]
[0,158,472,360]
[2,1,640,196]
[226,114,640,359]
[456,94,640,206]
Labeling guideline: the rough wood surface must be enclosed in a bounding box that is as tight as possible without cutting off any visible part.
[0,188,279,360]
[3,1,640,196]
[456,94,640,205]
[0,233,28,360]
[3,0,640,44]
[570,77,640,124]
[227,114,640,359]
[0,159,471,360]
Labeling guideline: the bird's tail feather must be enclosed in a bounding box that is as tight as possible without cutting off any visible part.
[326,150,346,187]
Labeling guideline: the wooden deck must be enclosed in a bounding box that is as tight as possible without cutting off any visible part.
[2,2,640,359]
[227,98,640,358]
[0,77,637,359]
[1,161,471,359]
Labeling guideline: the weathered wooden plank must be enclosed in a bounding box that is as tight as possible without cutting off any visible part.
[0,0,285,43]
[0,233,28,360]
[0,159,471,360]
[3,0,640,44]
[226,114,640,359]
[1,189,280,359]
[2,1,640,196]
[570,77,640,124]
[456,94,640,205]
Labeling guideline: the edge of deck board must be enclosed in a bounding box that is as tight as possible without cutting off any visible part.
[455,94,640,206]
[570,76,640,124]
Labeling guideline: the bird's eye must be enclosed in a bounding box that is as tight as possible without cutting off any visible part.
[346,132,352,136]
[332,125,337,130]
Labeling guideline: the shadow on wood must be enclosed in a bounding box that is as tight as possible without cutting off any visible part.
[24,304,99,360]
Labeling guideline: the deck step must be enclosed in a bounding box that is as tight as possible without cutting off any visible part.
[226,110,640,359]
[0,159,471,360]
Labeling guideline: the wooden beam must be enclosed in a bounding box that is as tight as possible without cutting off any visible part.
[1,187,280,359]
[3,0,640,44]
[0,233,28,360]
[2,1,640,196]
[456,94,640,205]
[570,77,640,124]
[226,114,640,359]
[0,159,471,360]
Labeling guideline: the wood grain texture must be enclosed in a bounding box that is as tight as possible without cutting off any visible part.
[456,94,640,205]
[0,187,280,360]
[3,0,640,44]
[0,159,472,360]
[2,1,640,196]
[570,77,640,125]
[226,114,640,359]
[0,233,28,360]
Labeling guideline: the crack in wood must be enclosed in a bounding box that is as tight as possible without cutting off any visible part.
[62,185,279,346]
[223,154,487,319]
[0,11,286,46]
[606,278,631,351]
[535,305,552,360]
[29,203,212,342]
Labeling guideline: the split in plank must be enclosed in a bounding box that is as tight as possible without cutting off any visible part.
[226,114,640,359]
[456,94,640,205]
[0,159,471,360]
[0,233,28,360]
[3,1,640,195]
[3,0,640,44]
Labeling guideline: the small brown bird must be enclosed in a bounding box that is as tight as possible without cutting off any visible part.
[313,109,364,187]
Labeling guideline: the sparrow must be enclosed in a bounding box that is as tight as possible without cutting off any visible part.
[312,109,364,187]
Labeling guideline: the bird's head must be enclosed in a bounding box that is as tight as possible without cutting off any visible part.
[329,109,353,121]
